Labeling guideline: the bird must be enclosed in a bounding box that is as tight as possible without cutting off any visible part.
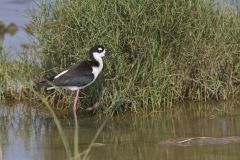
[41,45,106,112]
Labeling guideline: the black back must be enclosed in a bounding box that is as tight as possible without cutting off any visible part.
[52,60,99,87]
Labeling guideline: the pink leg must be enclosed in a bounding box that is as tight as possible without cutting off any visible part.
[73,89,80,112]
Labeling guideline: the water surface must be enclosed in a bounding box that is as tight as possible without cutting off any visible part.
[0,0,33,57]
[1,101,240,160]
[1,0,240,159]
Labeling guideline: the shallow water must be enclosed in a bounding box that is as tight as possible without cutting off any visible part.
[0,0,240,159]
[1,101,240,160]
[0,0,33,57]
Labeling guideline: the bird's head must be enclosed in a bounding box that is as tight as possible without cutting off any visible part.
[89,44,106,60]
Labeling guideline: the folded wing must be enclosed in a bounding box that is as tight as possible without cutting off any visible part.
[53,61,95,87]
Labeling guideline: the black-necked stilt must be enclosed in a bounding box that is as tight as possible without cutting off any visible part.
[46,45,106,112]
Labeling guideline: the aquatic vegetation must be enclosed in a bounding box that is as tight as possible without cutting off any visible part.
[0,49,42,101]
[0,20,18,38]
[5,23,18,36]
[0,20,4,35]
[28,0,240,113]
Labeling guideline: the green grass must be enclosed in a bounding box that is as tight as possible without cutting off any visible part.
[0,49,42,101]
[28,0,240,113]
[1,0,240,114]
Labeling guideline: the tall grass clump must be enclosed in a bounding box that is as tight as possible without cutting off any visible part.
[0,48,42,101]
[30,0,240,113]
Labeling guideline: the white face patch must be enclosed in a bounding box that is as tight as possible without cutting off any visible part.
[98,47,103,52]
[93,50,105,59]
[101,49,106,57]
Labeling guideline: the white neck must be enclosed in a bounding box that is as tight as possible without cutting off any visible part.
[93,52,103,71]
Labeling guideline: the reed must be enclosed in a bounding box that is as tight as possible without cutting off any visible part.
[0,49,42,101]
[29,0,240,112]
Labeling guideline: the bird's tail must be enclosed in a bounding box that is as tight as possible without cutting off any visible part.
[34,80,50,88]
[34,74,56,90]
[34,80,55,90]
